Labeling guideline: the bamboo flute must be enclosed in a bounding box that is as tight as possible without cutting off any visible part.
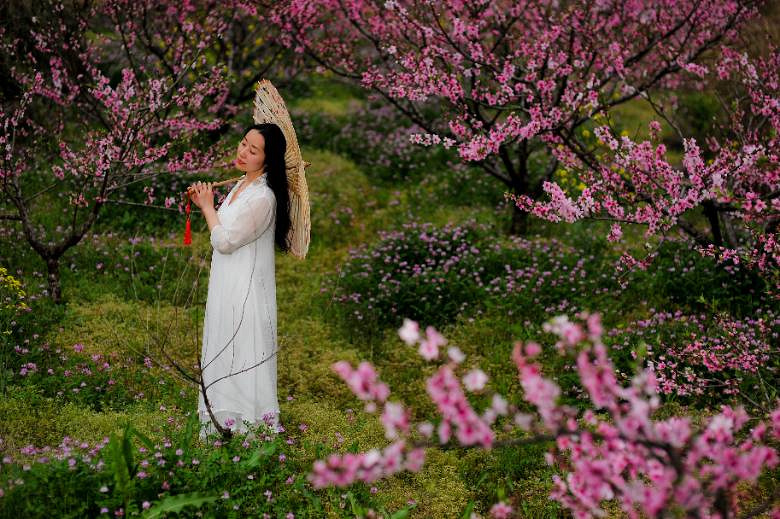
[182,175,243,201]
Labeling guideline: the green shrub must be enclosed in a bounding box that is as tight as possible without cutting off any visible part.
[0,414,391,518]
[323,221,627,345]
[322,220,490,342]
[623,238,770,317]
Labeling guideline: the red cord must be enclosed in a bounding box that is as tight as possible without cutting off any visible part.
[183,199,192,246]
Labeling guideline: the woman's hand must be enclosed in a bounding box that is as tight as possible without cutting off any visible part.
[188,181,215,211]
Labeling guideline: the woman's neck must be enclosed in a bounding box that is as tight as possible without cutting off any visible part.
[245,168,266,183]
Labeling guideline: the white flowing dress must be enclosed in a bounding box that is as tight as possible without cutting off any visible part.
[197,173,281,439]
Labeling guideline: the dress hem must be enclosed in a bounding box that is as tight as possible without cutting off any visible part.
[197,407,282,438]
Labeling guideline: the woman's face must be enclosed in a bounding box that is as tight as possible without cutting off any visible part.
[235,129,266,173]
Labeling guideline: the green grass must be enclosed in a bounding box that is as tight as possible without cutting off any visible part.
[288,73,366,117]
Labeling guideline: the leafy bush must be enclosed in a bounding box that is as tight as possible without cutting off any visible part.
[605,308,779,409]
[0,416,386,518]
[323,221,490,340]
[624,238,771,317]
[323,220,631,343]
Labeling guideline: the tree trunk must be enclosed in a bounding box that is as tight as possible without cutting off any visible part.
[509,205,529,235]
[506,141,530,236]
[45,257,62,304]
[702,200,723,247]
[722,212,739,249]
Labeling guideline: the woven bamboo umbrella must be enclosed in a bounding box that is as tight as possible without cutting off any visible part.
[252,79,311,259]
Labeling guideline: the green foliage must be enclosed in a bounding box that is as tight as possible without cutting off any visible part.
[0,412,388,518]
[322,221,489,343]
[2,293,199,412]
[0,266,30,393]
[303,148,380,249]
[292,98,457,184]
[623,238,770,317]
[288,74,367,117]
[323,220,629,348]
[142,492,219,518]
[0,386,161,451]
[0,266,28,318]
[675,91,723,143]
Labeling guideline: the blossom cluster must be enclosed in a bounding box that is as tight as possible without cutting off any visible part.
[606,308,778,402]
[510,46,780,285]
[308,313,780,517]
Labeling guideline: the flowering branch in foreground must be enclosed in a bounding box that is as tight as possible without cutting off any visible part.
[308,315,780,518]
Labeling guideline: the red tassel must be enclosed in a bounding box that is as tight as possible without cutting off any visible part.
[183,199,192,246]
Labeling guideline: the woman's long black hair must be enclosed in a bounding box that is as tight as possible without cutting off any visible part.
[243,123,291,254]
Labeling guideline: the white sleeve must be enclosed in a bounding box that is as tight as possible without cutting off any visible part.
[210,192,276,255]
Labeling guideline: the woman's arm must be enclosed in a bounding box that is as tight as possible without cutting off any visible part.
[189,181,276,254]
[201,205,221,232]
[210,193,275,255]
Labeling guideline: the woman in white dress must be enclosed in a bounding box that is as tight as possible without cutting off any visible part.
[187,123,292,439]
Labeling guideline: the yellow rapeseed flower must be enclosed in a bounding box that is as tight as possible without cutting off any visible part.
[0,266,28,312]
